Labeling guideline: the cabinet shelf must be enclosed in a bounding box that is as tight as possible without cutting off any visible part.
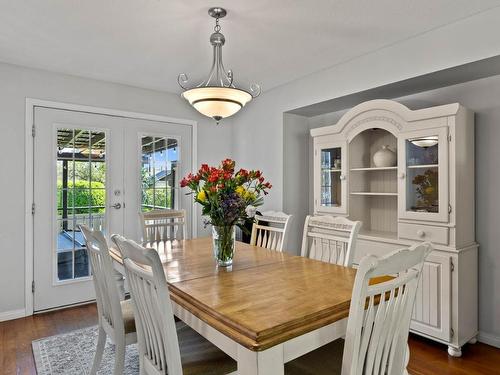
[407,164,438,169]
[350,166,397,171]
[350,192,398,196]
[321,168,341,172]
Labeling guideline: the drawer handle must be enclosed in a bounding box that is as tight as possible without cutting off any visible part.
[417,230,426,238]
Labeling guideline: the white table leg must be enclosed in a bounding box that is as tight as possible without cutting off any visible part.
[237,344,284,375]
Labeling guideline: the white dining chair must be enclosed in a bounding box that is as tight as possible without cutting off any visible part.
[80,225,137,375]
[286,242,433,375]
[300,215,362,267]
[140,208,187,242]
[111,235,237,375]
[249,211,292,251]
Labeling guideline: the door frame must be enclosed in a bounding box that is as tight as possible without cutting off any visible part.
[25,98,198,316]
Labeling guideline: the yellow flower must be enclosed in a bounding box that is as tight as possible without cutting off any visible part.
[235,186,246,196]
[244,190,256,201]
[197,190,207,202]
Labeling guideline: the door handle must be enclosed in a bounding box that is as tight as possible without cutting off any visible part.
[110,203,122,209]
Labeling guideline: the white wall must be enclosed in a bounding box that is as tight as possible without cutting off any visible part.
[0,62,233,315]
[233,8,500,345]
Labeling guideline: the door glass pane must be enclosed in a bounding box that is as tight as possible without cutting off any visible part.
[406,136,439,213]
[56,128,106,281]
[57,251,73,281]
[141,136,178,211]
[320,147,342,207]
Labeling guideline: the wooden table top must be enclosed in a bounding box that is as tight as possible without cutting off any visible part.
[110,237,357,351]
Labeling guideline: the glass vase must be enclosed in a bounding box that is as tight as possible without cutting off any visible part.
[212,225,236,267]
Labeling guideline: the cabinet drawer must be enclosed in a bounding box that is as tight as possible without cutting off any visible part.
[398,223,448,245]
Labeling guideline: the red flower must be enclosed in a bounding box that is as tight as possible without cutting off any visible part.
[199,164,210,174]
[258,176,264,183]
[238,168,249,177]
[263,182,272,189]
[180,173,196,187]
[210,186,217,192]
[208,173,219,183]
[222,158,235,172]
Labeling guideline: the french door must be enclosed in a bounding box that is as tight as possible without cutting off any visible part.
[33,107,192,311]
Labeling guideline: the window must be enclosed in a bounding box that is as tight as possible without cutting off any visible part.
[141,135,178,211]
[56,128,106,281]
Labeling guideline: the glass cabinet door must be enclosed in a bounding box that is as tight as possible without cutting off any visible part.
[398,127,449,222]
[315,141,347,214]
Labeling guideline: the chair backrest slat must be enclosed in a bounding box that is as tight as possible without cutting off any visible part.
[301,215,361,267]
[140,209,187,243]
[342,242,432,375]
[80,225,124,335]
[249,211,292,252]
[112,235,183,375]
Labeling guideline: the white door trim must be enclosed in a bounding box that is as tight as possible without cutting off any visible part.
[25,98,198,316]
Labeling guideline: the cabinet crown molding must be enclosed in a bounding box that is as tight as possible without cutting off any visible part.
[310,99,461,137]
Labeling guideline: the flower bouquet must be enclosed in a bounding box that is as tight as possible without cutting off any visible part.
[180,159,272,266]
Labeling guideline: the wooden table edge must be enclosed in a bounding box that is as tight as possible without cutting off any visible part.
[169,284,351,351]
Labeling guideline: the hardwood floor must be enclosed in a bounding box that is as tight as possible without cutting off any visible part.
[0,304,98,375]
[1,303,499,374]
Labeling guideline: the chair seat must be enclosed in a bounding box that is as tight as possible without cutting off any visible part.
[177,322,237,375]
[120,299,136,334]
[285,339,344,375]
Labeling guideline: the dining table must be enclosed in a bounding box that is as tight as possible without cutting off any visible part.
[109,237,358,374]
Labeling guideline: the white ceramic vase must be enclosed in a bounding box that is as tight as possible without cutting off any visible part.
[373,145,396,167]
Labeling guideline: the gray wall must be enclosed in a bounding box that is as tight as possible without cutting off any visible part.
[0,62,233,315]
[284,74,500,347]
[282,113,309,253]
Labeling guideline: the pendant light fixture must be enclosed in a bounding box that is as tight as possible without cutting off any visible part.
[178,7,261,124]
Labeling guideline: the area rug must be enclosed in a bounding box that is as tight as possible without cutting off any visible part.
[32,326,139,374]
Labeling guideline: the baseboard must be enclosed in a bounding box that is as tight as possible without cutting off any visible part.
[478,331,500,348]
[0,308,26,322]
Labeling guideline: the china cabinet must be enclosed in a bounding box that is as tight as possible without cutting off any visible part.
[311,99,477,357]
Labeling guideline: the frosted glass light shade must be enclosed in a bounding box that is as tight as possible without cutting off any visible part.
[182,87,252,121]
[410,136,439,148]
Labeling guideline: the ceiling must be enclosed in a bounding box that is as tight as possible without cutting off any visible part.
[1,0,499,94]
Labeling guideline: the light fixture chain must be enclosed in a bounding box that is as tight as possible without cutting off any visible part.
[214,17,221,32]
